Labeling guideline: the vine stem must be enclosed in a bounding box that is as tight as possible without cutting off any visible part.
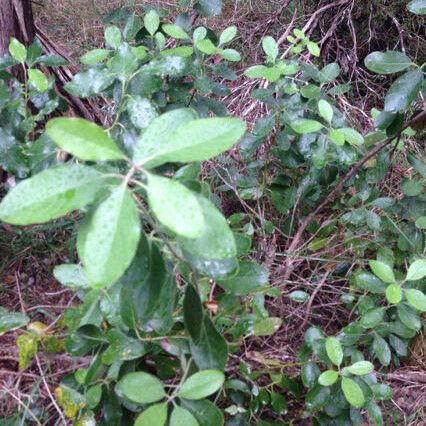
[278,109,426,281]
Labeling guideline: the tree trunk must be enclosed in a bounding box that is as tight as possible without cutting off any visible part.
[0,0,35,55]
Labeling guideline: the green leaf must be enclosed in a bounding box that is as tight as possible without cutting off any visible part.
[162,24,189,40]
[178,370,225,400]
[189,315,228,370]
[318,370,339,386]
[341,377,365,408]
[325,337,343,367]
[193,27,207,43]
[170,406,199,426]
[415,216,426,229]
[253,317,282,337]
[137,116,246,169]
[80,48,110,65]
[320,63,341,83]
[406,259,426,281]
[289,290,310,302]
[9,38,26,62]
[65,68,115,98]
[329,128,345,145]
[117,372,165,404]
[196,39,217,54]
[397,303,421,330]
[127,97,158,130]
[105,26,122,49]
[307,41,320,57]
[271,391,288,414]
[180,399,224,426]
[366,401,384,426]
[352,271,387,293]
[360,308,384,329]
[401,179,423,196]
[178,196,236,279]
[133,108,198,164]
[405,289,426,312]
[194,0,222,17]
[0,164,103,225]
[46,118,124,161]
[216,261,268,295]
[78,185,140,288]
[28,69,48,92]
[386,284,402,304]
[219,25,237,45]
[262,36,278,62]
[53,264,89,290]
[373,335,391,366]
[339,127,364,146]
[218,48,241,62]
[364,51,412,74]
[291,119,323,134]
[146,174,205,238]
[305,384,331,410]
[134,403,168,426]
[301,362,321,388]
[244,65,281,82]
[0,308,29,335]
[385,69,423,112]
[144,10,160,35]
[318,100,333,123]
[407,0,426,14]
[344,361,374,376]
[369,260,395,283]
[184,285,204,341]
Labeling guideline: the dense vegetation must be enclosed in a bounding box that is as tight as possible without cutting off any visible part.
[0,1,425,425]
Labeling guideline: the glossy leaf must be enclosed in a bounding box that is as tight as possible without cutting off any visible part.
[341,377,365,408]
[360,308,384,329]
[117,372,165,404]
[386,284,402,304]
[144,10,160,35]
[406,259,426,281]
[397,303,421,330]
[9,38,26,62]
[318,100,333,123]
[352,271,387,294]
[134,403,168,426]
[216,261,268,295]
[344,361,374,376]
[105,26,122,49]
[219,26,237,45]
[364,51,412,74]
[146,174,205,238]
[0,164,103,225]
[28,69,48,92]
[178,370,225,400]
[384,69,423,112]
[262,36,278,62]
[189,315,228,370]
[78,185,140,288]
[133,108,198,164]
[184,285,204,341]
[369,260,395,283]
[405,289,426,312]
[339,127,364,146]
[170,406,199,426]
[180,399,224,426]
[53,264,89,289]
[0,308,29,335]
[137,116,246,168]
[291,119,323,134]
[325,337,343,367]
[373,335,391,366]
[318,370,339,386]
[80,49,110,65]
[178,196,237,279]
[407,0,426,14]
[194,0,222,17]
[253,317,282,337]
[301,362,320,388]
[46,118,124,161]
[162,24,189,40]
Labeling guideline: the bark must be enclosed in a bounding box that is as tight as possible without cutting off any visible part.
[0,0,35,55]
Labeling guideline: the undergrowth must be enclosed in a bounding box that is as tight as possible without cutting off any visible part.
[1,1,425,425]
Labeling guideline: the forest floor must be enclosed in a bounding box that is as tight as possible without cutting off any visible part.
[1,1,425,425]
